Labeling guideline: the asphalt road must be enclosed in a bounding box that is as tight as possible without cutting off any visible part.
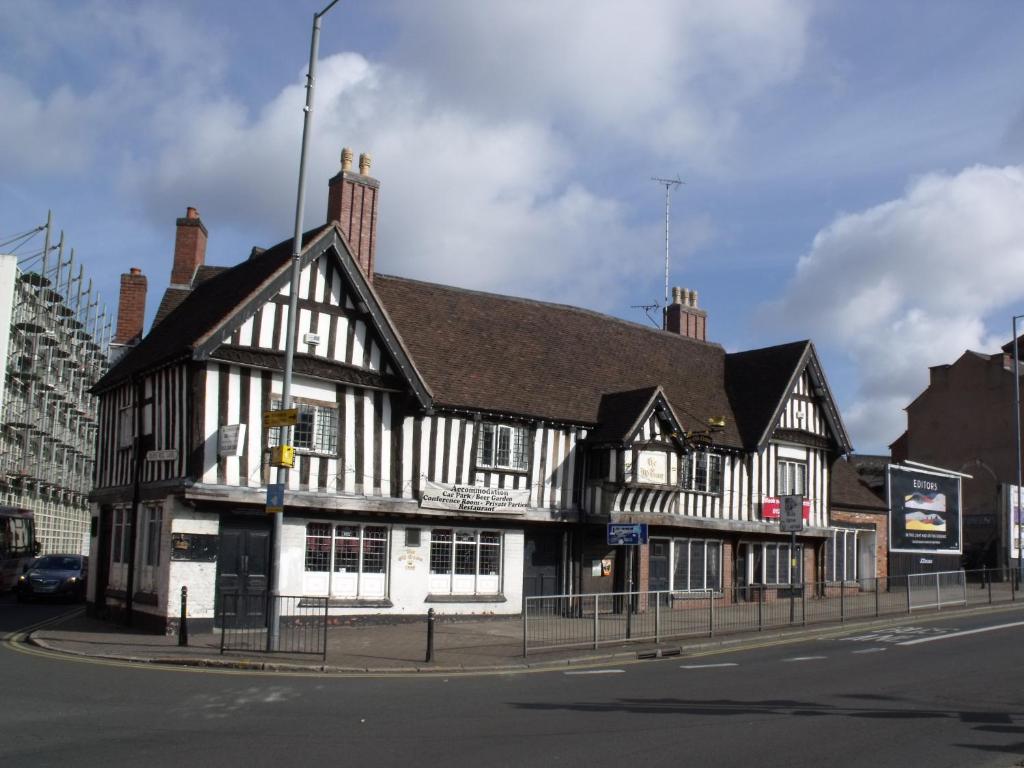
[2,594,1024,768]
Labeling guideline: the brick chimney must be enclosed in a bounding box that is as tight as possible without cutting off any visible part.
[326,147,379,282]
[114,267,147,345]
[664,286,707,341]
[170,206,207,287]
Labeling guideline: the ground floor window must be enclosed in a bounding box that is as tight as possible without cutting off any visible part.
[825,528,857,582]
[671,538,722,592]
[429,528,502,595]
[111,506,132,565]
[746,541,803,585]
[142,505,163,567]
[303,522,389,599]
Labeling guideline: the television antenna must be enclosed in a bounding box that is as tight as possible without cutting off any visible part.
[651,175,684,305]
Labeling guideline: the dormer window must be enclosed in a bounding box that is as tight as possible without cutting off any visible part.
[477,423,529,472]
[681,450,723,493]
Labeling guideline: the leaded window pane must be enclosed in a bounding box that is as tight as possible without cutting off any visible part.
[673,541,690,591]
[305,522,331,571]
[430,529,452,574]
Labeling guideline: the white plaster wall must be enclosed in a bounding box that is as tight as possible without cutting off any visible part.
[287,517,524,617]
[167,500,220,620]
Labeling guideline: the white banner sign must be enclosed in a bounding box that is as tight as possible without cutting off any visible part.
[420,481,530,513]
[636,450,669,485]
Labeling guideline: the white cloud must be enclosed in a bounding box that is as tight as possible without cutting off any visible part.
[120,52,660,310]
[383,0,812,168]
[770,164,1024,451]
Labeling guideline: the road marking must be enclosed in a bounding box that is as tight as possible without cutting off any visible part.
[680,663,738,669]
[851,648,886,654]
[783,656,827,662]
[897,620,1024,646]
[563,669,625,675]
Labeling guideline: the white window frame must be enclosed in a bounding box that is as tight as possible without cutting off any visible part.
[269,399,338,455]
[476,423,529,472]
[681,451,723,493]
[142,504,163,568]
[752,541,803,585]
[302,522,389,599]
[428,528,503,595]
[116,405,134,449]
[670,538,723,593]
[777,459,807,496]
[826,528,858,583]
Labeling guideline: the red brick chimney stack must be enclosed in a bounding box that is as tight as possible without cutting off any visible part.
[114,267,147,344]
[170,206,207,287]
[664,286,707,341]
[326,147,379,282]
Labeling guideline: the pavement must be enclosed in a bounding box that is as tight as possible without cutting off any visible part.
[22,602,1024,675]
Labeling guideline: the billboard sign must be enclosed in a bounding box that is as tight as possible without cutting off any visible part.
[607,523,649,546]
[1007,484,1024,560]
[888,465,962,555]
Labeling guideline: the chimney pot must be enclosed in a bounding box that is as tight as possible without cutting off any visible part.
[171,206,208,287]
[327,145,380,283]
[664,285,708,341]
[114,268,147,345]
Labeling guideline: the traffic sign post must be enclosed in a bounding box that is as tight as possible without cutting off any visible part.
[607,524,648,639]
[266,483,285,515]
[263,408,298,428]
[780,494,804,624]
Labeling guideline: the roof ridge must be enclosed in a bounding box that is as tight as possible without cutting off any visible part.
[374,273,725,350]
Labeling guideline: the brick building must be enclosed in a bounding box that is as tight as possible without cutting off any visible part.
[890,346,1023,571]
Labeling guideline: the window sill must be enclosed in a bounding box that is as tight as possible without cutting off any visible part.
[298,598,394,609]
[475,466,528,475]
[425,594,507,603]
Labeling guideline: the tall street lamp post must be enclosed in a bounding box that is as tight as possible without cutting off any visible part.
[269,0,341,652]
[1014,315,1024,585]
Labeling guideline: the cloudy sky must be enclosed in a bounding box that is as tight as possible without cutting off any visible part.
[3,0,1024,454]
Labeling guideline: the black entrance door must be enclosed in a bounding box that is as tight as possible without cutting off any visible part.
[649,539,670,592]
[524,531,561,598]
[215,517,271,628]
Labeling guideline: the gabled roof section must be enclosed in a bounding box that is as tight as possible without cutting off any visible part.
[373,275,744,447]
[590,386,686,449]
[93,225,432,411]
[725,340,852,454]
[151,265,230,329]
[831,457,887,512]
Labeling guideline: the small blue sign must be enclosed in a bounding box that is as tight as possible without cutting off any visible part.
[266,483,285,514]
[607,523,649,546]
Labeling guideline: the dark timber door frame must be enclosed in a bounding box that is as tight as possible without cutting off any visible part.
[215,514,271,629]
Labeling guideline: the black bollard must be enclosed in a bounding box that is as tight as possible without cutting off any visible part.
[178,586,189,647]
[425,607,435,663]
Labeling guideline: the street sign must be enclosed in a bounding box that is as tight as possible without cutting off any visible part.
[266,483,285,514]
[607,523,649,546]
[145,449,177,462]
[262,408,298,428]
[780,494,804,532]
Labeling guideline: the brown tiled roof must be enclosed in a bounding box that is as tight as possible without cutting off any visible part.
[831,457,888,512]
[723,341,809,448]
[93,226,332,392]
[590,387,661,444]
[374,275,748,447]
[153,266,232,329]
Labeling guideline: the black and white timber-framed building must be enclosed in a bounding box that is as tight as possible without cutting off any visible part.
[88,149,859,632]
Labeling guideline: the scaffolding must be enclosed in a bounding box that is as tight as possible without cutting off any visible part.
[0,212,109,555]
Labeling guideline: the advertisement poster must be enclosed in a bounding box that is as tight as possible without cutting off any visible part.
[1007,484,1023,560]
[888,466,962,554]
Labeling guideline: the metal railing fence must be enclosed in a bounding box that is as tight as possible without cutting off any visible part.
[219,593,328,660]
[523,567,1021,656]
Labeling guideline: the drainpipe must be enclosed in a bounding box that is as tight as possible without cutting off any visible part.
[124,375,144,626]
